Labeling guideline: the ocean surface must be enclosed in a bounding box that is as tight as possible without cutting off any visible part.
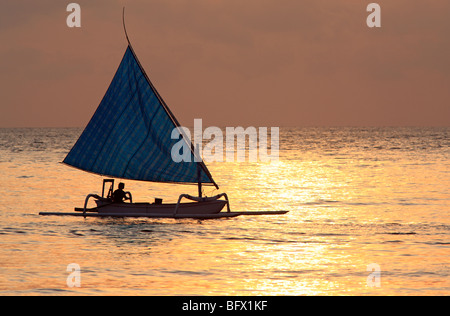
[0,127,449,295]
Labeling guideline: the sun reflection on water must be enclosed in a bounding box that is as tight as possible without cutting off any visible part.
[0,127,449,295]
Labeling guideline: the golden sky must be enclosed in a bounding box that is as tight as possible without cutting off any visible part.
[1,0,449,127]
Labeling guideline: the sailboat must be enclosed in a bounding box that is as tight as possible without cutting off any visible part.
[39,12,288,219]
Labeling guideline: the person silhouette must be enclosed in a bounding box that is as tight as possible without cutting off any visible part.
[112,182,127,203]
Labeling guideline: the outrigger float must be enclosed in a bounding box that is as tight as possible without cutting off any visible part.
[39,10,288,220]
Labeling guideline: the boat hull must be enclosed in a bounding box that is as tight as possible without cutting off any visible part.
[95,199,228,215]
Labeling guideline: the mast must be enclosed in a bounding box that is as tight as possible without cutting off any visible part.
[196,144,202,198]
[197,163,202,198]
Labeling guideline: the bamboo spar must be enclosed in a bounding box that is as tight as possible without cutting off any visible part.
[121,7,219,190]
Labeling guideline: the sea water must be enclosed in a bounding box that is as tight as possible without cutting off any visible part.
[0,127,448,295]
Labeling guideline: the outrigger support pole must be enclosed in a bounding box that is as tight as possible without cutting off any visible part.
[173,193,231,216]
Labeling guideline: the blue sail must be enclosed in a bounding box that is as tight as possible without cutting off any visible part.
[63,46,217,187]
